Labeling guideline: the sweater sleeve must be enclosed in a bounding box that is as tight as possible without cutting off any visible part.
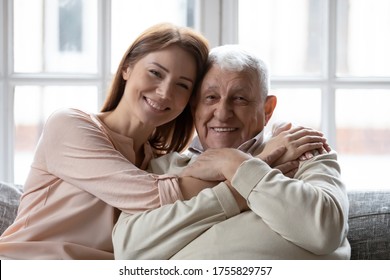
[37,108,183,214]
[113,183,240,259]
[231,151,348,255]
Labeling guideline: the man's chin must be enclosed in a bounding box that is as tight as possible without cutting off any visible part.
[207,140,240,149]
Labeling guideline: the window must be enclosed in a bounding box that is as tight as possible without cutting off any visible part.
[235,0,390,190]
[0,0,197,184]
[2,0,389,190]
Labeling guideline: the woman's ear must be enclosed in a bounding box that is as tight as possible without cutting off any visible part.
[264,95,277,125]
[122,66,131,80]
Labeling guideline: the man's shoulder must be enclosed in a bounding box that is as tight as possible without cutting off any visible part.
[148,152,193,175]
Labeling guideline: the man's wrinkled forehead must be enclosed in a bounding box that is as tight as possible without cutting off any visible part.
[199,65,260,96]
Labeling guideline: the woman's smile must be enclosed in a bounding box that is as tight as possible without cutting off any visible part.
[144,96,170,112]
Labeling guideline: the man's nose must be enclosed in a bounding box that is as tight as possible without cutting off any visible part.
[214,100,233,121]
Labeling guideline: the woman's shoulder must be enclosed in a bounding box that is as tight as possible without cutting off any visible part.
[46,108,93,124]
[49,108,90,120]
[44,108,97,133]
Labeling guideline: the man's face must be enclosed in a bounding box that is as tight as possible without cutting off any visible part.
[193,64,276,150]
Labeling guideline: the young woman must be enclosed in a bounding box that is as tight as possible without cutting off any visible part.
[0,23,209,259]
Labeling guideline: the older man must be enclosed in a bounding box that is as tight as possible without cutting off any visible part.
[112,45,350,260]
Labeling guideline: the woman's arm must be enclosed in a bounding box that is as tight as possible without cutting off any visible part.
[40,109,210,214]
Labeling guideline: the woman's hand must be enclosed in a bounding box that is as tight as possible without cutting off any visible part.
[181,148,251,182]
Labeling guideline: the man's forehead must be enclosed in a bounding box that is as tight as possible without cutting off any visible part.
[203,67,250,83]
[201,68,258,94]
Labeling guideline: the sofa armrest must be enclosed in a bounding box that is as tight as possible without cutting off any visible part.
[348,190,390,260]
[0,181,23,235]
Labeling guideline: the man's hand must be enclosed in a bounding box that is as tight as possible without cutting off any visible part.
[263,123,329,166]
[256,146,299,178]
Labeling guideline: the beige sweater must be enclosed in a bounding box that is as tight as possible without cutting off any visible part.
[0,108,183,259]
[113,137,350,260]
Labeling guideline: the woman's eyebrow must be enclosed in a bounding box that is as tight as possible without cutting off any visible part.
[152,62,169,72]
[152,62,194,83]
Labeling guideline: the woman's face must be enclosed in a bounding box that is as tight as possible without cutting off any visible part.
[121,44,197,128]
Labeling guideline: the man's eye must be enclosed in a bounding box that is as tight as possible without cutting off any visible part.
[203,95,217,104]
[235,96,247,102]
[233,96,249,105]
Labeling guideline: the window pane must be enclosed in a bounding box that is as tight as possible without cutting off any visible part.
[238,0,325,76]
[14,0,98,73]
[14,86,98,184]
[337,0,390,77]
[265,88,321,135]
[336,89,390,190]
[111,0,192,73]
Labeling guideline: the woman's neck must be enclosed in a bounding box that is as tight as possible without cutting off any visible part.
[99,109,154,155]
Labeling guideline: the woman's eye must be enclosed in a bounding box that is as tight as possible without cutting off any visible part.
[149,70,162,78]
[177,83,190,90]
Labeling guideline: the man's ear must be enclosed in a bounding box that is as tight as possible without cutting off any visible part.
[264,95,277,125]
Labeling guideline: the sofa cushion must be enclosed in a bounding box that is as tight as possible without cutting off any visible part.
[0,181,23,235]
[348,190,390,260]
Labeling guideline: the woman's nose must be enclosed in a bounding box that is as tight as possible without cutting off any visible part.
[156,80,173,99]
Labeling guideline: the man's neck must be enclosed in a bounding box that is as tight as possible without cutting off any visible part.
[188,130,265,156]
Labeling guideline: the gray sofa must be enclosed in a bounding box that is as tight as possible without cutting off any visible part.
[0,181,389,259]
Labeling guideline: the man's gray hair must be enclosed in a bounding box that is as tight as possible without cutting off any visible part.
[208,45,270,99]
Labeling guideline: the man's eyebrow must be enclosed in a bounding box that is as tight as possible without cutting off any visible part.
[204,84,219,91]
[231,86,247,92]
[152,62,194,83]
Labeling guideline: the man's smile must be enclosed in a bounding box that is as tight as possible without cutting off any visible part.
[211,127,238,132]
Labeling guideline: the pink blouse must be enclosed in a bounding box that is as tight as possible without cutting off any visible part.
[0,108,183,259]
